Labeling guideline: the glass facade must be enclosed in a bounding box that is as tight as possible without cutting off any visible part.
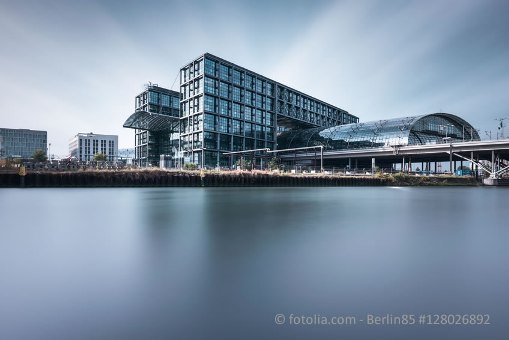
[132,85,180,167]
[179,53,357,168]
[124,53,357,168]
[0,128,47,159]
[277,113,481,150]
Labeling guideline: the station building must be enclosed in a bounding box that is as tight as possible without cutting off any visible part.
[123,53,358,168]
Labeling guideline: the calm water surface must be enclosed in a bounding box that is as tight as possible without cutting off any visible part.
[0,187,508,339]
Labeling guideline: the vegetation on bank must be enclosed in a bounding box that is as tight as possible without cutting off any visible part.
[0,168,479,187]
[375,172,479,186]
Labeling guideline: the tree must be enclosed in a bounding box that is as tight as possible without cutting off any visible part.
[94,153,107,162]
[268,157,280,170]
[184,163,198,170]
[32,149,47,162]
[235,157,253,170]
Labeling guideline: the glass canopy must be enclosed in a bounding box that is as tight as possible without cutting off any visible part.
[277,113,481,150]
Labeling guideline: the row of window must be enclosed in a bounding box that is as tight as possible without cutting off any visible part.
[202,114,274,138]
[181,59,204,84]
[204,58,275,96]
[181,78,203,100]
[138,91,180,110]
[181,132,274,152]
[202,95,274,125]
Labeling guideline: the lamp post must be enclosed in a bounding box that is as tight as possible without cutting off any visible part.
[48,143,51,162]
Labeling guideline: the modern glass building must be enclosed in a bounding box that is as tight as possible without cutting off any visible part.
[277,113,481,150]
[123,84,180,166]
[178,53,358,168]
[0,128,47,159]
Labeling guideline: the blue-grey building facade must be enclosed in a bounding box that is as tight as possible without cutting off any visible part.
[179,53,358,168]
[124,53,358,168]
[124,84,180,166]
[0,128,47,159]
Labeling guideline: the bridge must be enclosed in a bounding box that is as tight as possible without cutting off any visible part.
[278,139,509,184]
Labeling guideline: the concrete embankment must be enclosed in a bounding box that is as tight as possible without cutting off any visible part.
[0,170,391,187]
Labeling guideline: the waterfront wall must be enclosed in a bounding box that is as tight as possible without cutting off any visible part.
[0,170,480,188]
[0,170,392,188]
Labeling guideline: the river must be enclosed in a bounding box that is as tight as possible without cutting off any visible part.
[0,187,507,339]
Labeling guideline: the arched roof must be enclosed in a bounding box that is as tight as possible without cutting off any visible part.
[277,113,481,150]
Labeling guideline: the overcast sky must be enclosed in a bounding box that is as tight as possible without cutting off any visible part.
[1,0,509,156]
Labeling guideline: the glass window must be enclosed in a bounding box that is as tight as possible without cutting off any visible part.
[266,82,273,96]
[220,82,229,98]
[233,86,241,102]
[219,134,230,151]
[232,136,243,151]
[204,131,217,149]
[172,96,180,109]
[220,99,230,116]
[244,106,252,121]
[245,138,254,150]
[204,95,216,113]
[233,69,241,85]
[256,79,263,93]
[245,91,252,105]
[245,74,253,90]
[205,58,216,76]
[148,91,158,104]
[161,94,170,106]
[255,94,263,109]
[244,122,253,137]
[232,119,242,135]
[232,103,241,119]
[204,114,216,131]
[220,64,230,81]
[204,77,217,95]
[219,117,229,133]
[255,109,263,124]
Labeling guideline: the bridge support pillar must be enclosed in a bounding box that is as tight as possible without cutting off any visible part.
[492,150,496,178]
[449,144,453,174]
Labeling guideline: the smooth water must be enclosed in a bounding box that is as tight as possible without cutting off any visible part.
[0,187,507,340]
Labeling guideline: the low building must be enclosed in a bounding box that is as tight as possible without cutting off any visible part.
[0,128,47,159]
[69,133,118,161]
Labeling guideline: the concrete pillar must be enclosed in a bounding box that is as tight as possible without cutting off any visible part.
[492,150,495,176]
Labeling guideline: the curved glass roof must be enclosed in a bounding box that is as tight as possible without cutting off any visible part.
[123,110,179,131]
[277,113,481,150]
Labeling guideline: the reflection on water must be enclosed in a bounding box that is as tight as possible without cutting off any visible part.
[0,187,508,339]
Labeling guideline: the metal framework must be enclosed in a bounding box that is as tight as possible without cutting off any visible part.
[123,111,179,131]
[278,113,481,151]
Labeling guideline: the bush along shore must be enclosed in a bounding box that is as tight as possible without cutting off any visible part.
[0,169,479,188]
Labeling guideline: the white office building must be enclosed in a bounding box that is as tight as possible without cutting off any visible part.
[69,133,118,161]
